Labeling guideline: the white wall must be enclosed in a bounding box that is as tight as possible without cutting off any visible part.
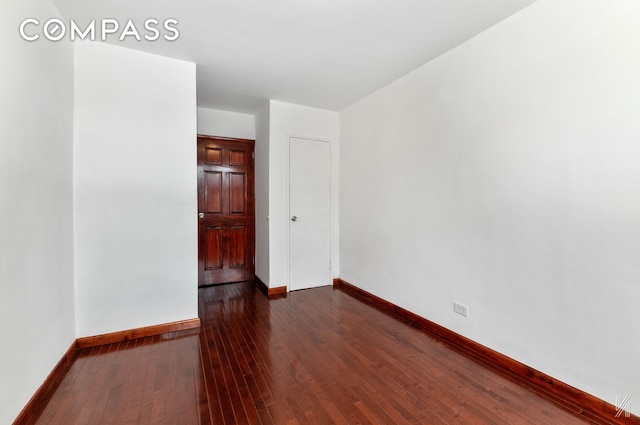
[74,42,198,337]
[197,107,255,139]
[0,1,75,423]
[340,0,640,413]
[268,100,339,288]
[255,103,270,284]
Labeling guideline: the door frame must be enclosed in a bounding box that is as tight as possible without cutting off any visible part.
[197,134,256,286]
[286,135,333,291]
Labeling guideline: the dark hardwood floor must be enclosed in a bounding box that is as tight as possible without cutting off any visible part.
[31,281,603,424]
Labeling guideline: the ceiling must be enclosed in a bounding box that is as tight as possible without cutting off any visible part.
[52,0,537,114]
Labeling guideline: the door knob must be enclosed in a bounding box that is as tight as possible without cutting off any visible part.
[291,216,298,222]
[199,212,205,219]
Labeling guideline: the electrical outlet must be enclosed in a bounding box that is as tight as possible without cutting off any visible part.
[453,302,468,317]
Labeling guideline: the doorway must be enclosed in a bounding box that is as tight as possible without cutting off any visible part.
[197,135,255,286]
[288,136,332,291]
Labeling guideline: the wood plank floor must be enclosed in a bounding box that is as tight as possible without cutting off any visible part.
[31,281,605,424]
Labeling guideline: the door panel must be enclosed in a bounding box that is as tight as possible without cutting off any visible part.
[230,149,247,166]
[289,137,332,291]
[229,225,247,268]
[205,146,222,164]
[204,171,223,213]
[204,226,223,270]
[229,173,246,214]
[198,136,255,286]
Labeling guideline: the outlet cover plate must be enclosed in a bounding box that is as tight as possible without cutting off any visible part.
[453,302,468,317]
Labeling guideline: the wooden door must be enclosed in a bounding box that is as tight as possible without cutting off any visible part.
[197,136,255,286]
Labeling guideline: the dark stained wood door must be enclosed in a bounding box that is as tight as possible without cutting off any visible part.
[197,136,255,286]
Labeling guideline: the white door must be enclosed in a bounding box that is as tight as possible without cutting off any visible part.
[289,137,331,291]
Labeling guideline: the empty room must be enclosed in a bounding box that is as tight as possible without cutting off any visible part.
[1,0,639,424]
